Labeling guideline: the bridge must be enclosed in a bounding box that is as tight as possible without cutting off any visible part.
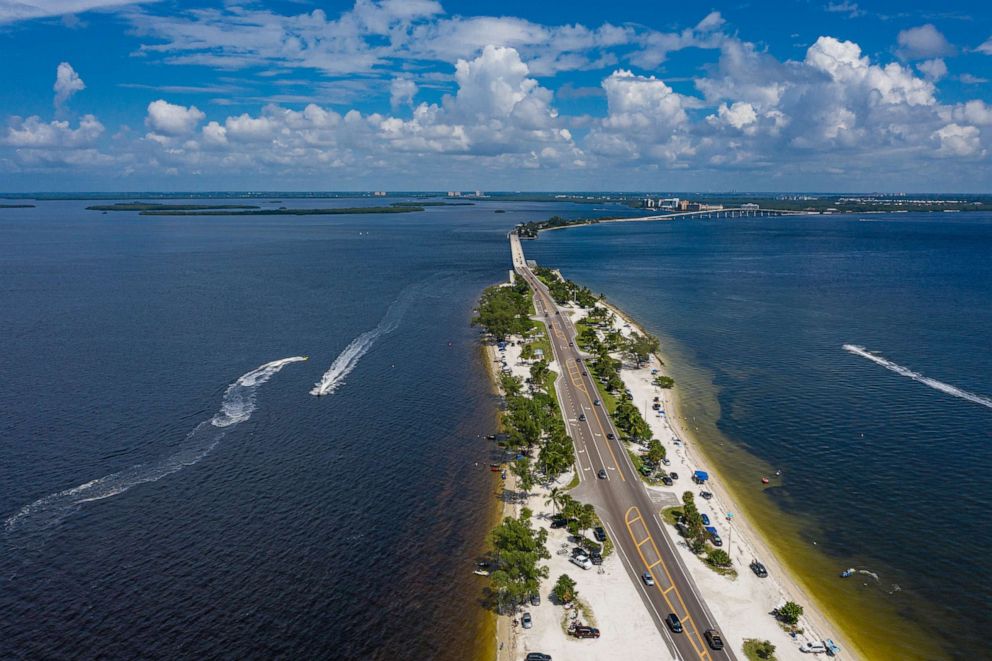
[623,207,809,222]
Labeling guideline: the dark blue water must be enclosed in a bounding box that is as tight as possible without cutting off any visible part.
[0,198,639,660]
[526,214,992,659]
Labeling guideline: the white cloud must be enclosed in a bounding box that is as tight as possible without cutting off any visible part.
[896,24,953,60]
[958,73,988,84]
[390,77,418,109]
[53,62,85,111]
[916,58,947,81]
[0,0,154,24]
[824,2,865,18]
[145,99,205,135]
[708,102,759,131]
[933,123,982,157]
[976,36,992,55]
[4,114,104,147]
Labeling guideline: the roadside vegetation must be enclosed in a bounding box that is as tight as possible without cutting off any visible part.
[533,267,599,308]
[473,281,534,341]
[743,639,777,661]
[486,507,550,614]
[665,492,738,578]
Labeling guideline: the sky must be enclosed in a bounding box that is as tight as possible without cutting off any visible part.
[1,0,990,192]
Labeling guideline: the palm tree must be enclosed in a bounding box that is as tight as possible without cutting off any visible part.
[545,487,563,515]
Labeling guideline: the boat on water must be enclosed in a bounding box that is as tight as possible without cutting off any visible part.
[761,477,770,484]
[840,568,856,578]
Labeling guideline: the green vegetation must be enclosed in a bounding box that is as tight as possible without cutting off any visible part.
[389,201,474,207]
[532,267,599,308]
[653,375,675,389]
[624,331,660,367]
[473,281,534,341]
[646,439,666,463]
[0,204,35,208]
[486,509,551,613]
[87,203,259,211]
[777,601,804,626]
[552,574,578,604]
[139,206,422,216]
[743,639,777,661]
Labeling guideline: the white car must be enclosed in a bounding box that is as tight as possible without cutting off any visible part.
[570,555,593,570]
[800,642,827,654]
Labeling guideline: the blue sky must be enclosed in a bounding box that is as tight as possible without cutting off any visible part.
[1,0,990,191]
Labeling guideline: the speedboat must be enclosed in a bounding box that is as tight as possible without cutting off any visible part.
[840,568,856,578]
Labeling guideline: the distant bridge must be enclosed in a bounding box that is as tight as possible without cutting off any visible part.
[621,207,809,222]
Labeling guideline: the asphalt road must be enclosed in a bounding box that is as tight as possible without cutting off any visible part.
[510,235,737,661]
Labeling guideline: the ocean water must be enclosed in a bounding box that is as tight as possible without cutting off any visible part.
[525,214,992,660]
[0,198,630,660]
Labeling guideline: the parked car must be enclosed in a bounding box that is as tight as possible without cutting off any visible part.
[705,526,723,546]
[597,469,607,479]
[669,471,678,480]
[530,593,541,606]
[642,571,655,586]
[800,641,827,654]
[661,458,671,466]
[661,476,673,486]
[570,555,593,570]
[571,626,600,639]
[700,514,711,526]
[550,516,567,529]
[665,614,683,633]
[704,629,724,650]
[750,561,768,578]
[571,547,588,558]
[521,612,532,629]
[699,491,713,500]
[525,654,552,661]
[594,526,607,542]
[589,551,603,565]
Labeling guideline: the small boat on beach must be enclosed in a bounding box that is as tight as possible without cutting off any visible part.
[840,568,856,578]
[761,477,770,485]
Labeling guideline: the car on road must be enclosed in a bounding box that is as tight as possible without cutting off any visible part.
[700,491,713,500]
[750,561,768,578]
[530,592,541,606]
[642,571,655,586]
[525,654,552,661]
[704,629,724,650]
[593,399,601,406]
[701,514,711,526]
[606,432,615,440]
[597,469,607,479]
[578,413,586,421]
[570,555,593,570]
[521,612,532,629]
[582,370,588,376]
[665,614,683,633]
[593,526,607,542]
[571,626,600,639]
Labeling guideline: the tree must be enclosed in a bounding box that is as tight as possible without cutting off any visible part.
[707,548,732,567]
[500,373,523,397]
[545,487,564,515]
[577,503,597,537]
[511,458,535,494]
[778,601,804,625]
[627,332,660,367]
[552,574,578,604]
[520,343,535,361]
[653,375,674,389]
[745,640,776,660]
[529,359,550,387]
[647,439,666,464]
[488,512,551,613]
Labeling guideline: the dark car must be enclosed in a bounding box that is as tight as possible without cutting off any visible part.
[594,526,607,542]
[669,471,678,480]
[700,491,714,500]
[578,413,586,422]
[589,551,603,565]
[530,592,541,606]
[556,311,561,316]
[704,629,725,650]
[582,370,588,376]
[525,654,552,661]
[550,516,567,529]
[606,432,615,440]
[665,613,683,633]
[571,547,588,558]
[569,341,573,346]
[700,514,710,526]
[597,468,607,479]
[750,561,768,578]
[661,476,674,486]
[572,626,600,639]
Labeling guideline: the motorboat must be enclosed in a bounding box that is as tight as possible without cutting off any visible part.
[840,568,856,578]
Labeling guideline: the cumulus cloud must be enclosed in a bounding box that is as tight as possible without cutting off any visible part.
[53,62,85,111]
[390,77,418,109]
[977,36,992,55]
[916,58,947,81]
[4,114,104,147]
[0,0,153,24]
[145,99,205,135]
[896,24,953,60]
[933,123,982,157]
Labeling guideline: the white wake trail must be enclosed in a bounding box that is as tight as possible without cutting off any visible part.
[843,344,992,410]
[310,289,415,397]
[5,356,307,535]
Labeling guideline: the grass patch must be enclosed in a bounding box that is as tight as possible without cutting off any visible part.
[527,321,553,360]
[743,639,778,661]
[661,506,683,527]
[592,378,618,414]
[563,471,580,490]
[559,598,597,634]
[627,449,665,486]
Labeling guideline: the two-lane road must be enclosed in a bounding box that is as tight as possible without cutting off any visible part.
[510,234,736,661]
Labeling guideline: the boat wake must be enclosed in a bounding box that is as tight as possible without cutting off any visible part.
[5,356,307,535]
[843,344,992,410]
[310,288,416,397]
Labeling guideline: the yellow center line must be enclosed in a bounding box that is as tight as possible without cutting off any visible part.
[624,507,709,660]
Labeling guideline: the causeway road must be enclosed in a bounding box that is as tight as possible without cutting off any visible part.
[510,233,737,661]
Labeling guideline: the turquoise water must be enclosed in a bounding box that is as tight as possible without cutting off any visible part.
[526,214,992,659]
